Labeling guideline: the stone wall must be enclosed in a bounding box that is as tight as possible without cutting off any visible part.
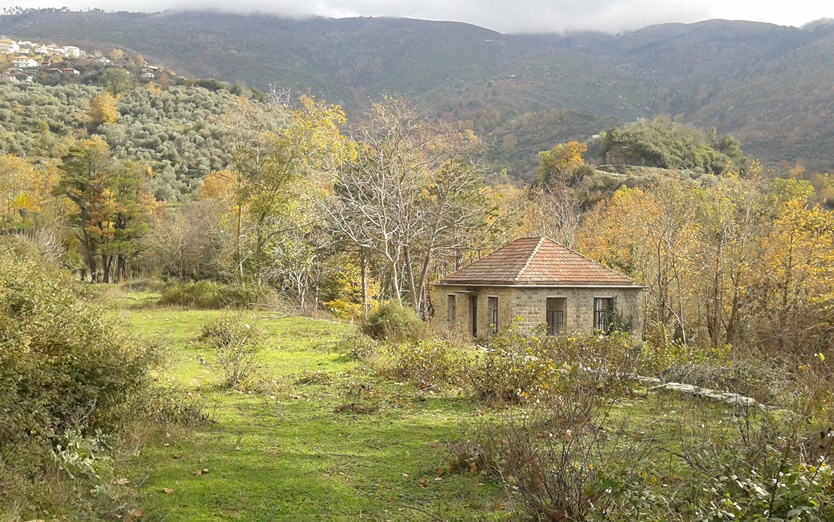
[433,284,643,339]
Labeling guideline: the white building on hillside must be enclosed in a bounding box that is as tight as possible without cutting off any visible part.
[12,56,38,68]
[0,39,20,53]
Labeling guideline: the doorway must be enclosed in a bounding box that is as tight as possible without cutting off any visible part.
[470,295,478,337]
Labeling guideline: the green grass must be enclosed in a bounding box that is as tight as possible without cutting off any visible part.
[117,307,516,521]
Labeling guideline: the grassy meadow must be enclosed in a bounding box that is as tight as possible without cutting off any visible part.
[98,289,807,522]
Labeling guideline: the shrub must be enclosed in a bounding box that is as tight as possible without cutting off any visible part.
[295,370,332,385]
[0,241,156,456]
[361,302,426,342]
[640,339,784,403]
[159,280,272,309]
[450,398,651,521]
[468,323,559,404]
[392,340,465,390]
[674,409,834,520]
[469,325,644,404]
[200,315,267,388]
[338,330,380,361]
[639,338,731,377]
[141,386,209,428]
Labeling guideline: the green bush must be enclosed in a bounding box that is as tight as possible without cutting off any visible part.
[338,330,380,361]
[159,280,272,309]
[0,240,156,457]
[0,237,202,520]
[361,302,426,342]
[673,410,834,520]
[639,339,784,403]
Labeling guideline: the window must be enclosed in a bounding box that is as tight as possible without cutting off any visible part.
[546,297,565,335]
[593,298,613,333]
[447,294,456,323]
[488,296,498,334]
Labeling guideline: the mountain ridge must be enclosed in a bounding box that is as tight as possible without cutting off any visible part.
[3,10,834,175]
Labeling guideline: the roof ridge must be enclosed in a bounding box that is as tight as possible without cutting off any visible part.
[515,237,544,281]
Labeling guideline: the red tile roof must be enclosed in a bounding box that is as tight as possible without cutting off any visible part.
[439,237,636,286]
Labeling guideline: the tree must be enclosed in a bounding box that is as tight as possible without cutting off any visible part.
[578,179,698,344]
[222,95,347,284]
[525,184,582,249]
[575,169,834,354]
[108,48,125,62]
[0,154,42,222]
[319,97,489,316]
[88,92,119,128]
[99,68,132,96]
[142,199,231,280]
[599,119,746,174]
[100,161,156,282]
[53,138,154,282]
[691,175,762,347]
[535,141,588,187]
[748,193,834,355]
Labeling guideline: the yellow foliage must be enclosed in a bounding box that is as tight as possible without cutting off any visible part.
[199,170,238,201]
[81,135,110,153]
[89,93,119,126]
[0,154,61,220]
[324,260,381,320]
[537,141,588,185]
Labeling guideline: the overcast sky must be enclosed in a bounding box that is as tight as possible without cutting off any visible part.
[8,0,832,34]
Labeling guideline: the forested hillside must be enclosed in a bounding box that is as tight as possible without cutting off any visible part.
[4,10,834,176]
[0,82,254,200]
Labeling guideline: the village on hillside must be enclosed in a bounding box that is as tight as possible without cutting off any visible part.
[0,36,175,84]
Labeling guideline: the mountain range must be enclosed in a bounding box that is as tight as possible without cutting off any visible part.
[3,9,834,177]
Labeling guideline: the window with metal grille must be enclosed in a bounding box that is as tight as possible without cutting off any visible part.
[546,297,565,335]
[594,298,613,333]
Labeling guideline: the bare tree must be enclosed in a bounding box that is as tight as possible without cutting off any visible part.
[318,97,489,317]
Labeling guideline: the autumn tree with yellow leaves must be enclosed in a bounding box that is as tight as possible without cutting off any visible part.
[204,95,347,287]
[88,92,119,128]
[577,172,834,355]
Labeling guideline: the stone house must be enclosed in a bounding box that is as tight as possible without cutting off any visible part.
[433,237,643,339]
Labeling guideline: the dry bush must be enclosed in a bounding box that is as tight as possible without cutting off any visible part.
[200,315,268,389]
[468,324,559,405]
[295,370,332,385]
[450,383,650,521]
[469,327,641,406]
[391,340,465,390]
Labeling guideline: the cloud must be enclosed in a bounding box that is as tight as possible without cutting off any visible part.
[225,0,712,33]
[8,0,830,33]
